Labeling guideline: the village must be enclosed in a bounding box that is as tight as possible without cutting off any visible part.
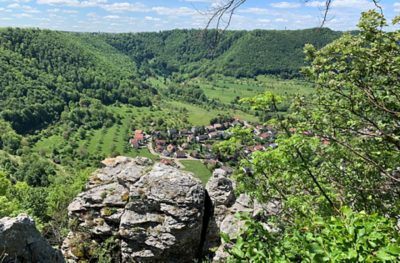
[129,117,278,171]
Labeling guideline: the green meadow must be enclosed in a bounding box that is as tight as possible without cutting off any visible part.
[181,160,212,185]
[189,75,313,104]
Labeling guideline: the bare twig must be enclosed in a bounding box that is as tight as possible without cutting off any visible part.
[207,0,333,30]
[206,0,384,31]
[205,0,246,31]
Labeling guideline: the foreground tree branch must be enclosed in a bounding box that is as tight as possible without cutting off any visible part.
[206,0,383,30]
[206,0,333,30]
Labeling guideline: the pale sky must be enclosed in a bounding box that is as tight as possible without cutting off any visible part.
[0,0,399,32]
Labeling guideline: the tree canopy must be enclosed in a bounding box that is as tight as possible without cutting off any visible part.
[0,28,154,134]
[221,10,400,262]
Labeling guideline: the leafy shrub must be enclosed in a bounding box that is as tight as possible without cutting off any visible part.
[226,208,400,262]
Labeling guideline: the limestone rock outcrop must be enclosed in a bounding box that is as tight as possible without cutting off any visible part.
[204,169,282,262]
[0,157,278,263]
[62,156,206,263]
[0,214,64,263]
[61,157,279,262]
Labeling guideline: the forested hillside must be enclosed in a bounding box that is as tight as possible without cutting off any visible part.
[0,27,340,134]
[0,28,154,134]
[100,28,341,78]
[99,30,243,76]
[213,28,340,77]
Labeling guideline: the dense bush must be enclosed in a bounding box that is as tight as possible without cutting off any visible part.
[226,208,400,262]
[224,10,400,261]
[14,154,56,187]
[62,99,116,129]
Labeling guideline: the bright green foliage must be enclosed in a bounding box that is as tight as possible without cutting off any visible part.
[0,153,90,237]
[236,134,337,216]
[0,172,22,218]
[235,10,400,215]
[299,10,400,213]
[0,28,154,134]
[0,172,20,218]
[0,151,19,176]
[213,126,254,162]
[45,169,92,243]
[11,183,49,222]
[0,196,20,218]
[14,154,56,187]
[0,171,11,196]
[240,91,284,114]
[0,120,22,154]
[225,10,400,261]
[226,208,400,262]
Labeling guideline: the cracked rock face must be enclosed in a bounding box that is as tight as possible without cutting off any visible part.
[62,156,205,263]
[0,214,64,263]
[204,169,282,262]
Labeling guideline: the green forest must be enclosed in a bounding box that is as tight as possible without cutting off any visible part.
[100,28,340,78]
[0,9,399,262]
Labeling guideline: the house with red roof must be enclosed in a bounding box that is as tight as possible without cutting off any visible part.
[130,139,140,149]
[130,130,146,148]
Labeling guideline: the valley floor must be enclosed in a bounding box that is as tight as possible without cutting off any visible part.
[32,75,312,183]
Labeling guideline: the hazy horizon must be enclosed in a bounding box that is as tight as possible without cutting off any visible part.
[0,0,399,33]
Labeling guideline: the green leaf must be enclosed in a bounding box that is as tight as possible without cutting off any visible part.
[220,232,231,243]
[386,245,400,255]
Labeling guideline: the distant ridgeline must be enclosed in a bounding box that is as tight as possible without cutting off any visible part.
[0,27,340,133]
[98,28,341,78]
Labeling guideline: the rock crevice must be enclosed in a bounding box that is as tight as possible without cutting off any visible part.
[63,156,206,263]
[61,157,277,262]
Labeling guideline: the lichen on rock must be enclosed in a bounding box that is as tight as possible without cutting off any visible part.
[62,156,206,263]
[61,157,277,262]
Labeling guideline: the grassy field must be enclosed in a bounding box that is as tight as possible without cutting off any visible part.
[189,75,313,104]
[147,74,312,125]
[128,148,159,160]
[165,100,258,125]
[181,160,212,185]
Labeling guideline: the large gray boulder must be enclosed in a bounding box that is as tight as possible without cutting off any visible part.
[62,156,206,263]
[0,214,64,263]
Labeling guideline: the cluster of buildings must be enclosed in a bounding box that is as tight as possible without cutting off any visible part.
[129,118,278,163]
[127,119,336,178]
[150,119,250,159]
[153,139,188,159]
